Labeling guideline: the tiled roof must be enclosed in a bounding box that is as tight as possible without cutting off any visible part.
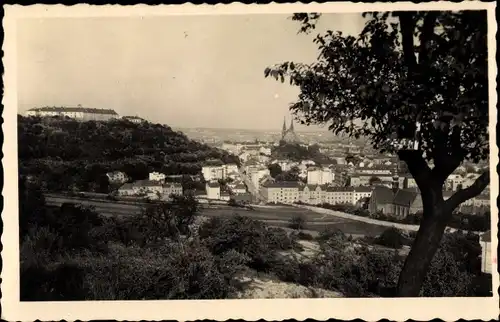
[207,182,221,188]
[304,184,328,190]
[28,106,118,115]
[353,186,372,193]
[325,186,355,192]
[119,183,134,190]
[393,189,419,206]
[372,186,395,204]
[164,182,182,188]
[351,172,395,178]
[262,181,301,188]
[134,179,162,187]
[232,193,253,202]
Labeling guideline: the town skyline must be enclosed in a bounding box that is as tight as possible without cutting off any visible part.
[17,14,365,131]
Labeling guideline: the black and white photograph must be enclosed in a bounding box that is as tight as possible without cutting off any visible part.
[1,2,498,321]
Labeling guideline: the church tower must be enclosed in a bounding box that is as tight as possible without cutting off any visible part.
[281,117,287,140]
[289,119,295,132]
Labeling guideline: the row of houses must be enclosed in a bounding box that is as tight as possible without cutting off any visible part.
[260,182,372,205]
[107,171,199,185]
[118,180,183,200]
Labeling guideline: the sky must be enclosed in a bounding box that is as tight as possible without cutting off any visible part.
[17,13,366,131]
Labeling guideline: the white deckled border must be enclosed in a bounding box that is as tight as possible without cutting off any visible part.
[2,2,498,321]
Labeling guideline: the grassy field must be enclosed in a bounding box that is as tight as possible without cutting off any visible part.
[45,195,388,237]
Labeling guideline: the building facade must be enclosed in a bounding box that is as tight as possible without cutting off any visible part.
[163,182,183,198]
[480,230,492,274]
[260,181,301,204]
[149,172,166,182]
[26,105,119,121]
[122,116,145,124]
[206,181,221,200]
[307,167,334,185]
[106,171,128,184]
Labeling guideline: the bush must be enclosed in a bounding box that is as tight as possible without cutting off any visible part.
[288,214,306,230]
[101,195,201,247]
[76,241,249,300]
[198,215,299,271]
[20,261,88,301]
[421,246,473,296]
[375,227,406,249]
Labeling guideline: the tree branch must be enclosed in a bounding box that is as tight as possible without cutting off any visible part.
[398,12,417,73]
[444,171,490,211]
[397,150,433,188]
[432,123,466,183]
[419,11,438,67]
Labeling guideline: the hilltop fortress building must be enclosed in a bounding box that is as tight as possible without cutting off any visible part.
[25,105,119,121]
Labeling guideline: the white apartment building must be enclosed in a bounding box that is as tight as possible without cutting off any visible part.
[106,171,128,184]
[202,164,238,182]
[261,181,301,204]
[249,168,270,190]
[149,172,166,182]
[307,167,335,185]
[271,159,298,172]
[480,230,492,274]
[206,181,221,200]
[260,182,372,206]
[259,147,272,156]
[446,174,463,191]
[356,166,393,175]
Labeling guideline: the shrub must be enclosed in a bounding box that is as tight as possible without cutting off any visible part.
[20,261,88,301]
[375,227,406,249]
[421,246,473,296]
[198,215,299,271]
[103,195,201,247]
[49,203,106,252]
[288,214,306,230]
[76,241,249,300]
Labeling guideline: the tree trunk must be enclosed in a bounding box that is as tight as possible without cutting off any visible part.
[396,200,451,297]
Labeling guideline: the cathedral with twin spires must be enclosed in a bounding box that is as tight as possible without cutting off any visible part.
[280,117,301,144]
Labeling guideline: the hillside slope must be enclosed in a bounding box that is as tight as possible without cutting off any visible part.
[18,115,239,192]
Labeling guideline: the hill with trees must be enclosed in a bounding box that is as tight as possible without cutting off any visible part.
[18,115,239,193]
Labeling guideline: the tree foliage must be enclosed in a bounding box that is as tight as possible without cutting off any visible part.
[268,163,283,178]
[265,10,490,297]
[266,11,488,164]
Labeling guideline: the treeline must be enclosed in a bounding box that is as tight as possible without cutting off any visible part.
[18,116,239,192]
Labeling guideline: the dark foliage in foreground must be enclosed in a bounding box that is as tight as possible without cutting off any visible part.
[20,181,491,300]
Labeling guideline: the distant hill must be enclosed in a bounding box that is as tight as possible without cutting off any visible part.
[18,115,239,193]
